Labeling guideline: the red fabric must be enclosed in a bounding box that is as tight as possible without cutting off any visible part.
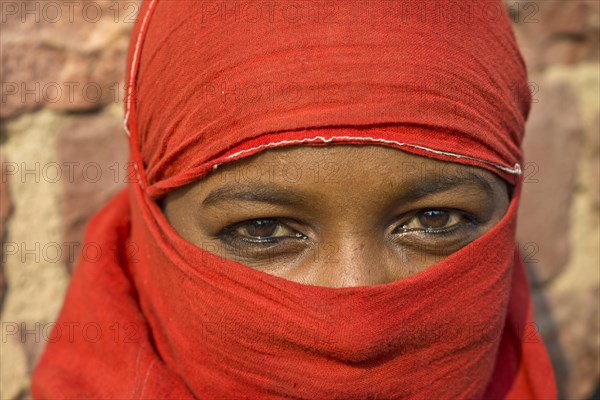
[31,0,556,398]
[129,0,530,198]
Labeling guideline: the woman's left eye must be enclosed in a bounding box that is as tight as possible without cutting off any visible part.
[394,209,471,234]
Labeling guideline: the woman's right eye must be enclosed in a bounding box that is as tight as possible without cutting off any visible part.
[221,219,308,245]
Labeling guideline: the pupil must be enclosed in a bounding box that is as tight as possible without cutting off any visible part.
[419,210,450,229]
[246,220,277,238]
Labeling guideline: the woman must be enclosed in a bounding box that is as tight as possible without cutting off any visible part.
[31,0,556,398]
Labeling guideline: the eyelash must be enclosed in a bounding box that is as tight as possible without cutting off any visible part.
[392,209,476,236]
[218,209,477,247]
[219,218,304,247]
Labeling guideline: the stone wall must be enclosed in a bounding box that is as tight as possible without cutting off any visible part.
[1,1,598,398]
[510,1,600,398]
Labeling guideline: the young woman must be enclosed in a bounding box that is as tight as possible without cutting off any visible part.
[31,1,556,398]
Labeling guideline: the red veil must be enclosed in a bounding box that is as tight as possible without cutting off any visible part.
[31,1,556,398]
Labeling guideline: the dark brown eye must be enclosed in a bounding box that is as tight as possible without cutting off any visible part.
[396,209,468,234]
[418,210,450,229]
[243,219,280,238]
[226,219,308,244]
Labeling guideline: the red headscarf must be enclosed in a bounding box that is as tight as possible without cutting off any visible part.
[32,1,556,398]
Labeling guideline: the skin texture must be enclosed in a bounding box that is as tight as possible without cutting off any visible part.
[161,145,509,288]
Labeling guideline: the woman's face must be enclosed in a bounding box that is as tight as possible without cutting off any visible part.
[162,145,509,287]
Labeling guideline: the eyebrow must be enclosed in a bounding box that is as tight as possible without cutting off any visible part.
[201,171,496,208]
[202,184,310,207]
[400,171,496,203]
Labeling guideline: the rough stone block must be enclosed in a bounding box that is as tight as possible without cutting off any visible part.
[56,113,129,272]
[517,79,582,284]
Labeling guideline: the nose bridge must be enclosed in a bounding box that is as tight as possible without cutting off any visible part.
[316,230,392,288]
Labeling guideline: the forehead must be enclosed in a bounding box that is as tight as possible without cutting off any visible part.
[206,145,502,189]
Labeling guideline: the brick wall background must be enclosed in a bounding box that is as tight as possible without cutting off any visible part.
[1,1,599,398]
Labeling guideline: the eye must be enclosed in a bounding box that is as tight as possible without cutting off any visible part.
[221,218,308,245]
[394,209,473,234]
